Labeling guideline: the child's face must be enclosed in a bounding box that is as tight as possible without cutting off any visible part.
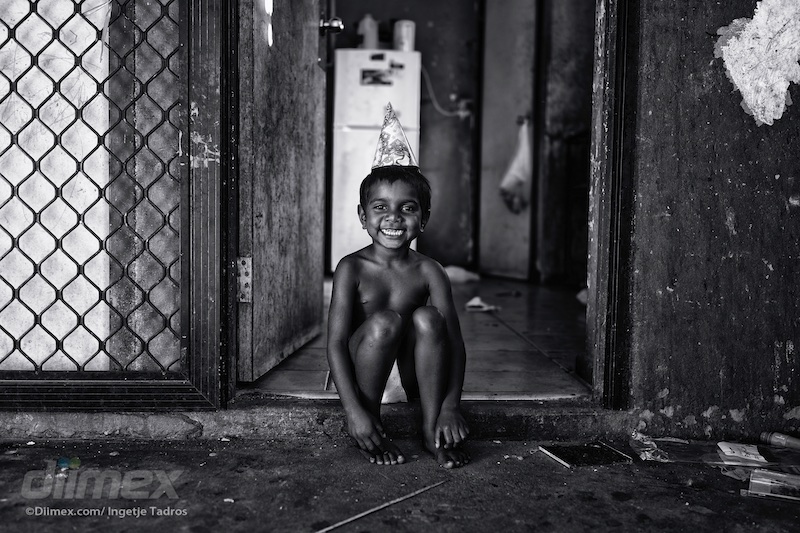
[358,180,425,251]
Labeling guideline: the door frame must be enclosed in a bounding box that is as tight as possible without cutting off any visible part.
[588,0,635,410]
[0,0,230,411]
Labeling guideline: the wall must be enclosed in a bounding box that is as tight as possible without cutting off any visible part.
[478,0,534,280]
[537,0,595,286]
[333,1,480,267]
[618,0,800,437]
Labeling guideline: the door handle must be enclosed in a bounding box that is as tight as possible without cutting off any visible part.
[320,17,344,35]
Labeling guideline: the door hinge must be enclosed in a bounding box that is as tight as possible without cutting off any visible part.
[236,257,252,303]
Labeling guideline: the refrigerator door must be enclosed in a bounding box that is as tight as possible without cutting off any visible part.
[333,49,421,129]
[330,127,420,270]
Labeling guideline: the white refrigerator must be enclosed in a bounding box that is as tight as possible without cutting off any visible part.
[330,49,421,271]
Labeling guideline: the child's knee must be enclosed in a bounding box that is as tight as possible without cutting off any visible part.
[364,310,403,343]
[412,306,445,336]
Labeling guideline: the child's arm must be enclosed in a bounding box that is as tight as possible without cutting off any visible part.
[326,259,386,455]
[426,261,470,449]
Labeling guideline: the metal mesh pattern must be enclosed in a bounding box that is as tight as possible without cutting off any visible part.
[0,0,185,372]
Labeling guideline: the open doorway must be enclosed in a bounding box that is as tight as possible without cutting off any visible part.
[239,0,596,401]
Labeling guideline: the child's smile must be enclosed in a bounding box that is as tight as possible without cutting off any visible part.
[359,180,425,251]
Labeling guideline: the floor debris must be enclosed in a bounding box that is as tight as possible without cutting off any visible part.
[314,480,448,533]
[742,469,800,502]
[465,296,500,312]
[539,442,632,468]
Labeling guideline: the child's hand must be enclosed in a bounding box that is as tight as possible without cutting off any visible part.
[435,408,469,449]
[347,409,387,454]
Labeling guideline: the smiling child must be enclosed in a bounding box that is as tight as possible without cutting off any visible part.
[326,104,470,469]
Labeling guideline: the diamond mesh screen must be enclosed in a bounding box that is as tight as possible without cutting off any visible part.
[0,0,186,372]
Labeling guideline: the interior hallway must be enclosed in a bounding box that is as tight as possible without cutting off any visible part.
[242,278,590,401]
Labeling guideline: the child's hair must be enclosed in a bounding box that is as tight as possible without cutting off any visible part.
[359,165,432,221]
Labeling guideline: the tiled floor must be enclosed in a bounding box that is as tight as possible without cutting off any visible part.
[240,277,591,401]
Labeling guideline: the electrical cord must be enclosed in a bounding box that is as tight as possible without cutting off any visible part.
[421,65,471,119]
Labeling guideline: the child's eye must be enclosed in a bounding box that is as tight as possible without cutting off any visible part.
[402,205,417,212]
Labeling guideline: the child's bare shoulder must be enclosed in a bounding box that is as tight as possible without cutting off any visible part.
[333,249,372,280]
[413,252,448,282]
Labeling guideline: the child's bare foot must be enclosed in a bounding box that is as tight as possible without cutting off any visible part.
[357,438,406,465]
[424,433,470,469]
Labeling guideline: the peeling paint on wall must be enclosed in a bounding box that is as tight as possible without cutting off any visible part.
[724,207,737,236]
[774,340,795,394]
[729,408,746,423]
[714,0,800,126]
[701,405,719,419]
[189,131,220,168]
[784,406,800,420]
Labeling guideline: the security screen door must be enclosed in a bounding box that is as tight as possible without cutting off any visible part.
[0,0,226,409]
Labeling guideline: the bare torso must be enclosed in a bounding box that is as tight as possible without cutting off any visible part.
[349,249,431,332]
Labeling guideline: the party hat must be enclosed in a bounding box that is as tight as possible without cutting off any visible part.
[371,103,419,169]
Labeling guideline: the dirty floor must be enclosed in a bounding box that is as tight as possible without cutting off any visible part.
[245,278,591,401]
[1,436,798,532]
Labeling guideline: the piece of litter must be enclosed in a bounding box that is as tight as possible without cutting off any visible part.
[314,480,448,533]
[209,452,217,457]
[223,498,234,503]
[109,451,119,456]
[465,296,500,313]
[718,466,749,481]
[444,265,480,283]
[26,441,35,446]
[742,469,800,501]
[220,437,230,442]
[199,462,206,467]
[492,440,502,444]
[576,288,588,305]
[539,442,633,468]
[717,442,767,464]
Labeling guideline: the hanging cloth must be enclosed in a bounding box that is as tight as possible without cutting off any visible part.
[499,119,533,214]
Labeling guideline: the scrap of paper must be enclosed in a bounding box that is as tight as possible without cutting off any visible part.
[715,0,800,126]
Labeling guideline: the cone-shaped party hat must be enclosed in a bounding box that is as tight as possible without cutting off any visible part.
[371,103,419,169]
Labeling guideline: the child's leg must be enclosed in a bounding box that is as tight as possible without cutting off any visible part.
[348,310,406,465]
[408,306,470,469]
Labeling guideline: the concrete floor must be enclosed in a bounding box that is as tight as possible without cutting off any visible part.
[245,278,591,401]
[1,436,798,532]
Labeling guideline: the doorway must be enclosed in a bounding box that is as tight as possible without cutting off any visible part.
[238,0,597,403]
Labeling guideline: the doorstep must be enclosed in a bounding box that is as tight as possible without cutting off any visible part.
[0,394,637,442]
